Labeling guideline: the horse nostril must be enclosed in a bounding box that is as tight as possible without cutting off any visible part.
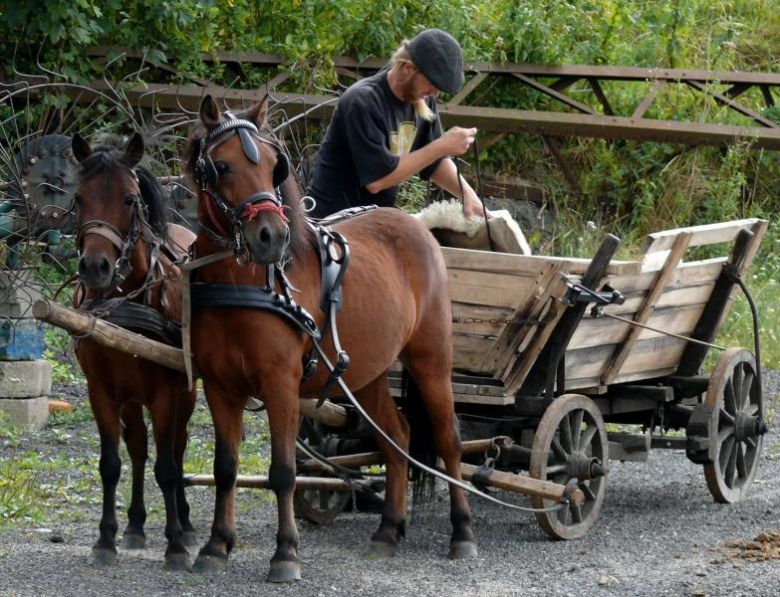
[98,256,111,276]
[260,226,272,243]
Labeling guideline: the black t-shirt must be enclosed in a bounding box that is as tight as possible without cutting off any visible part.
[307,70,443,217]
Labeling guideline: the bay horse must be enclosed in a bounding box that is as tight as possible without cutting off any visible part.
[184,95,476,582]
[71,133,197,570]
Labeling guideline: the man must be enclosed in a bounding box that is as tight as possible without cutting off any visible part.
[307,28,487,219]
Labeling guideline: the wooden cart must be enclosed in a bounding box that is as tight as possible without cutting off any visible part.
[295,217,769,539]
[35,218,769,541]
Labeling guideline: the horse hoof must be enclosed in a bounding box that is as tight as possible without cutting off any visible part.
[120,532,146,550]
[448,541,478,560]
[164,552,192,572]
[182,530,199,547]
[88,548,117,567]
[366,541,396,559]
[192,554,227,575]
[267,560,302,583]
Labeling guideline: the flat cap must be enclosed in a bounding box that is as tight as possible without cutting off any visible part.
[407,28,464,95]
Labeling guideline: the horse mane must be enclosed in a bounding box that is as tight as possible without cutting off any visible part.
[78,136,169,243]
[184,107,315,261]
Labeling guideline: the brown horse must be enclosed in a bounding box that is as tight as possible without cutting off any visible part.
[184,96,476,582]
[71,133,197,570]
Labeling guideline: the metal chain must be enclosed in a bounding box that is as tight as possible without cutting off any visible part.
[454,316,549,326]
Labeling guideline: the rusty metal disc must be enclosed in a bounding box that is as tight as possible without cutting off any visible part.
[529,394,608,540]
[703,347,764,504]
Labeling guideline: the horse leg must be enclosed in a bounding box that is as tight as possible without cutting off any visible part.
[174,387,198,547]
[87,388,123,567]
[149,392,191,572]
[192,385,243,575]
[402,350,477,559]
[359,376,410,558]
[119,402,147,550]
[263,384,301,582]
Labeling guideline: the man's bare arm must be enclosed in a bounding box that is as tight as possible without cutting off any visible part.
[365,126,476,194]
[429,157,487,218]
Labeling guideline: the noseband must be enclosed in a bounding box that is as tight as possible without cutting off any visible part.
[194,112,292,262]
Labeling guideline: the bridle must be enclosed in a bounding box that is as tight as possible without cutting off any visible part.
[194,111,292,263]
[76,167,154,297]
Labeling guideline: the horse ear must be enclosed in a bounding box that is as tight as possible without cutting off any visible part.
[71,133,92,163]
[245,94,268,128]
[199,95,221,129]
[123,132,145,167]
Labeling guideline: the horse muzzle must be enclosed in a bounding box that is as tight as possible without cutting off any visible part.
[234,192,291,265]
[242,217,291,265]
[78,251,116,292]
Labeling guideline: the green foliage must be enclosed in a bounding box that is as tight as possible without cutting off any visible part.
[0,411,46,524]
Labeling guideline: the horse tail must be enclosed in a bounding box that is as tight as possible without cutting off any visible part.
[404,370,437,510]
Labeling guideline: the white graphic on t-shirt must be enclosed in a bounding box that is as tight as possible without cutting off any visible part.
[390,122,416,156]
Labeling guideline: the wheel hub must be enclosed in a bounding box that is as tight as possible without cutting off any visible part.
[566,452,603,480]
[734,412,766,441]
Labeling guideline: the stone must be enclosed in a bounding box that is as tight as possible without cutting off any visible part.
[0,395,49,430]
[0,359,52,397]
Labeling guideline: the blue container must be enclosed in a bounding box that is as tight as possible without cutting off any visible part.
[0,318,46,360]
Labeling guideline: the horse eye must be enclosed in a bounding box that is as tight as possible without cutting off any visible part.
[124,195,136,206]
[215,161,230,175]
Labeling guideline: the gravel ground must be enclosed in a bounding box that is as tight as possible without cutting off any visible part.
[1,375,779,597]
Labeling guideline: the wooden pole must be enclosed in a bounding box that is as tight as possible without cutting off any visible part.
[32,299,348,427]
[457,462,584,506]
[184,474,352,492]
[298,438,505,473]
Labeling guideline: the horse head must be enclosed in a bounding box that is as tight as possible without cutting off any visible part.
[72,132,167,294]
[190,95,300,265]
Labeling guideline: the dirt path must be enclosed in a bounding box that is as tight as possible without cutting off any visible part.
[1,376,779,597]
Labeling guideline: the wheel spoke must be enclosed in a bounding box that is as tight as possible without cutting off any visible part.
[724,438,738,489]
[557,502,570,526]
[739,370,754,411]
[719,408,735,428]
[724,378,737,415]
[747,403,760,417]
[580,425,597,451]
[570,410,584,451]
[551,437,569,462]
[719,435,735,471]
[744,438,759,473]
[718,426,734,444]
[732,363,744,408]
[736,442,747,481]
[559,415,574,453]
[546,463,567,476]
[570,503,583,524]
[579,482,597,502]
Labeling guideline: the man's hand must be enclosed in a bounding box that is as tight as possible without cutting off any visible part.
[438,126,477,157]
[463,197,491,219]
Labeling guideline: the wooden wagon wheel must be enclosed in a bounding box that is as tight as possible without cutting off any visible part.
[293,486,352,525]
[703,347,766,504]
[529,394,608,540]
[293,418,352,524]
